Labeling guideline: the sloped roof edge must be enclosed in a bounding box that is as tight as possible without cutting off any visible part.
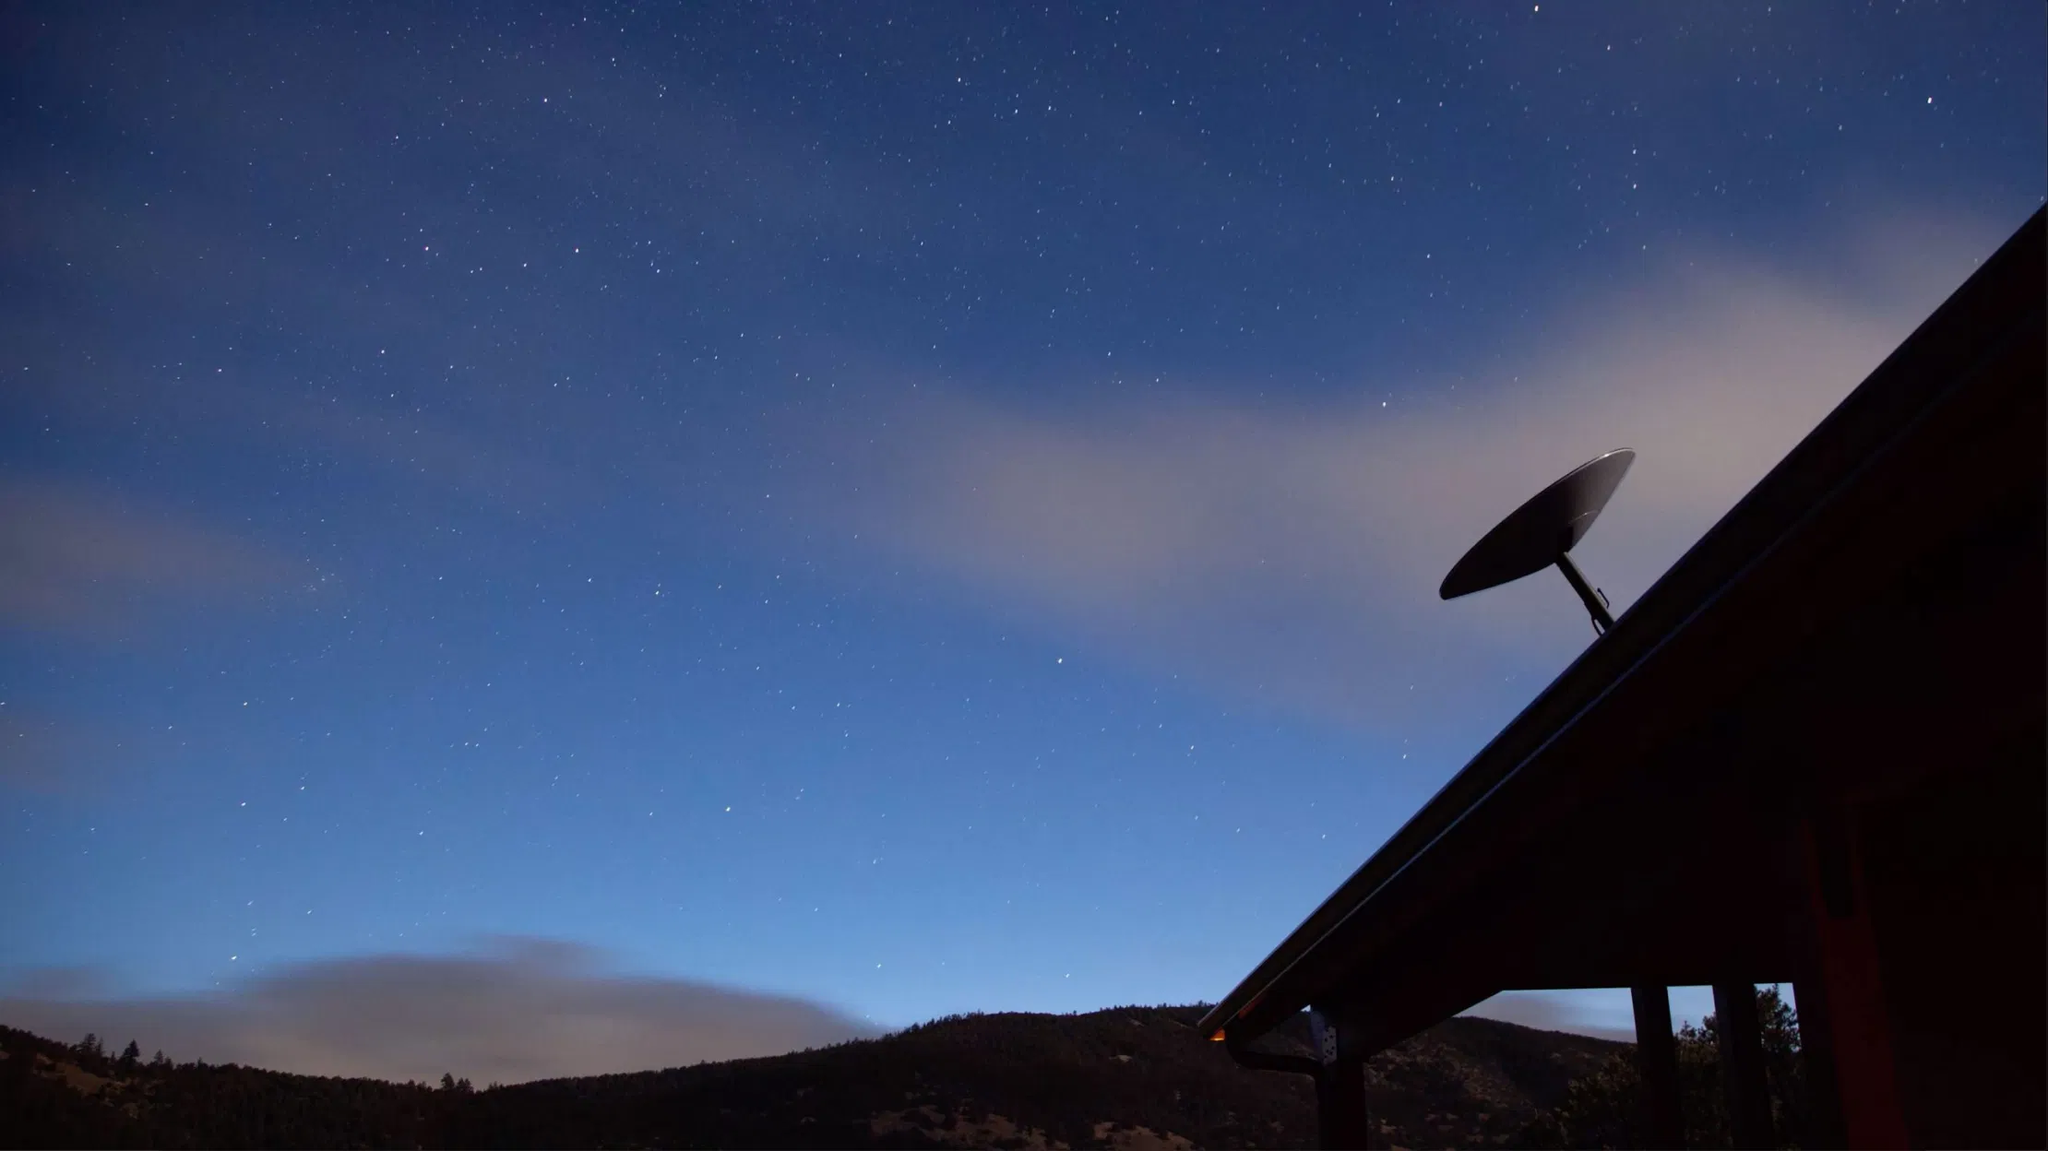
[1198,206,2046,1042]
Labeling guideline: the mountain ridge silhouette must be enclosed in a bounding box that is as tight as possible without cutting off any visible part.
[3,1003,1626,1148]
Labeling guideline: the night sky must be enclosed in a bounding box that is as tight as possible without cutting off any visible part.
[3,2,2042,1082]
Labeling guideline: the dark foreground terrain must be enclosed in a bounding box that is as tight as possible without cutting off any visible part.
[2,1005,1628,1149]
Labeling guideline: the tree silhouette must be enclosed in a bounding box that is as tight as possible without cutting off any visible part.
[1520,985,1806,1149]
[4,1006,1628,1150]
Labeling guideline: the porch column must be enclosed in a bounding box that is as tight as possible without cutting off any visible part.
[1791,972,1846,1149]
[1630,985,1684,1148]
[1799,807,1909,1148]
[1711,982,1774,1149]
[1310,1008,1371,1149]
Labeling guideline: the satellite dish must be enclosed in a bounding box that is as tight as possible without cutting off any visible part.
[1440,448,1634,634]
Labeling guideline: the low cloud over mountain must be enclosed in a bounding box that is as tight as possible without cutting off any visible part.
[0,938,879,1085]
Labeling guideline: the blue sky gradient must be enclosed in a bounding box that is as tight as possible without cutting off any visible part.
[2,0,2041,1077]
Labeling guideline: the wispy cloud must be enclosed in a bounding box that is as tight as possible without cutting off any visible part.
[0,939,881,1084]
[0,475,301,641]
[824,215,1999,730]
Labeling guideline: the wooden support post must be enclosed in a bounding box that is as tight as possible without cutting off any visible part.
[1631,985,1684,1148]
[1712,982,1775,1150]
[1315,1061,1370,1150]
[1779,808,1849,1150]
[1791,974,1847,1149]
[1800,808,1909,1148]
[1310,1008,1371,1149]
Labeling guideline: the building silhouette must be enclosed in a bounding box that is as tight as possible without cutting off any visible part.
[1202,207,2045,1150]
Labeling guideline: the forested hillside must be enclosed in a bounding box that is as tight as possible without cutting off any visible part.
[3,1004,1629,1148]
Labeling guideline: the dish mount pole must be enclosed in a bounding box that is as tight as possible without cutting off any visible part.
[1554,553,1615,635]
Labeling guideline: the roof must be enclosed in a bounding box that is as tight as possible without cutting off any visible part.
[1200,206,2047,1053]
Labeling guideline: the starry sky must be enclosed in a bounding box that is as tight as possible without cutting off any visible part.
[2,1,2042,1080]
